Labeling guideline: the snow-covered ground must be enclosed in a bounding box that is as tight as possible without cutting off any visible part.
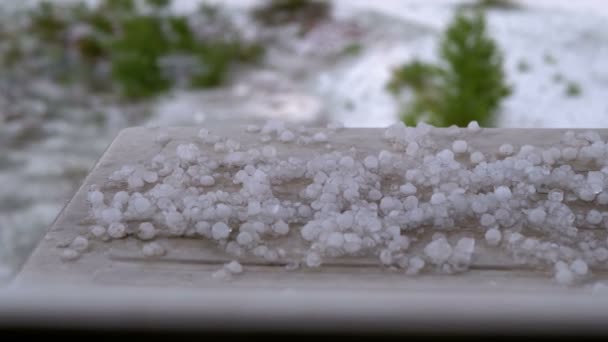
[1,0,608,281]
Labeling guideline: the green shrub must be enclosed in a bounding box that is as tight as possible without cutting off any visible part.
[565,81,581,97]
[388,10,510,127]
[1,0,264,100]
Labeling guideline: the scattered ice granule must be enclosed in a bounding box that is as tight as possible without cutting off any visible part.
[586,210,603,225]
[470,151,485,164]
[225,260,243,274]
[87,190,104,207]
[200,175,215,187]
[399,183,417,195]
[379,249,392,265]
[176,144,200,162]
[89,225,106,239]
[467,121,481,132]
[306,252,322,268]
[155,132,170,144]
[101,207,122,224]
[142,242,165,257]
[262,146,277,158]
[452,140,468,154]
[592,282,608,294]
[70,236,89,252]
[406,257,425,275]
[424,238,453,265]
[279,130,296,142]
[142,171,158,183]
[313,132,328,143]
[484,228,502,246]
[570,259,589,276]
[112,191,130,207]
[363,155,378,169]
[451,237,475,267]
[212,222,231,240]
[272,220,290,235]
[61,249,80,261]
[137,222,156,240]
[528,207,547,224]
[211,268,231,281]
[246,124,260,133]
[494,186,512,201]
[548,190,564,202]
[107,223,127,239]
[498,144,514,156]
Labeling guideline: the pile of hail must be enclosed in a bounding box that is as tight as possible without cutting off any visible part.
[66,120,608,285]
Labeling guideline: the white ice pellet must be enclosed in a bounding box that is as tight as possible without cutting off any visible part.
[225,260,243,274]
[494,186,512,201]
[272,220,290,235]
[570,259,589,276]
[379,249,392,265]
[89,225,106,239]
[424,238,453,265]
[528,207,547,224]
[499,144,514,156]
[467,121,481,132]
[142,242,165,257]
[107,222,126,239]
[306,252,322,268]
[212,222,231,240]
[200,175,215,186]
[484,228,502,246]
[137,222,156,240]
[480,214,495,227]
[363,155,378,169]
[156,132,170,144]
[61,249,80,261]
[101,208,122,224]
[142,171,158,183]
[470,151,485,164]
[452,140,468,154]
[368,189,382,201]
[430,193,446,205]
[586,210,603,225]
[399,183,417,195]
[555,267,574,285]
[406,257,425,275]
[87,190,104,206]
[70,236,89,252]
[548,190,564,202]
[236,231,253,245]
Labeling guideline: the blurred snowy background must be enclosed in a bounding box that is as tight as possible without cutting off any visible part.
[1,0,607,281]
